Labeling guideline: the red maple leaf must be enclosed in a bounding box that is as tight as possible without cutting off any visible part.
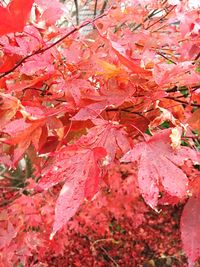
[77,119,131,162]
[121,129,199,208]
[0,93,20,128]
[3,118,46,163]
[110,40,151,75]
[0,221,16,249]
[0,0,34,36]
[37,145,106,238]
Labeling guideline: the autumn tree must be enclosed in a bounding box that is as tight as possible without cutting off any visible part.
[0,0,200,266]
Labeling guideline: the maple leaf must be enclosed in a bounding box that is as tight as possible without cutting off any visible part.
[0,0,34,36]
[149,106,180,129]
[95,59,127,81]
[0,93,20,128]
[188,109,200,136]
[71,86,134,121]
[5,73,51,92]
[0,54,21,73]
[77,119,131,163]
[3,118,46,164]
[181,196,200,267]
[0,221,17,249]
[20,51,54,76]
[40,6,64,27]
[37,145,106,238]
[71,102,108,121]
[110,41,151,75]
[121,129,199,208]
[153,62,200,86]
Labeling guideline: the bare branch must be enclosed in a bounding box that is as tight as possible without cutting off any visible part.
[94,0,98,18]
[74,0,79,25]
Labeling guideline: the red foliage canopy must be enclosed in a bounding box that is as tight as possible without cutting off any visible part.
[0,0,200,266]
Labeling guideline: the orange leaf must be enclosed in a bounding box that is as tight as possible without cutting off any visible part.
[121,129,199,208]
[3,119,45,163]
[188,109,200,135]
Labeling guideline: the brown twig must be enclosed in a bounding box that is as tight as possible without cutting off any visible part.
[74,0,79,25]
[100,246,119,267]
[100,0,108,15]
[94,0,98,18]
[166,84,200,93]
[131,9,164,31]
[106,107,150,122]
[165,96,200,107]
[157,51,177,65]
[194,52,200,62]
[145,6,175,30]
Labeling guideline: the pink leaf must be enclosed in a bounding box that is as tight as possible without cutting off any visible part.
[121,129,199,208]
[37,145,106,237]
[71,102,108,121]
[0,221,17,249]
[181,197,200,267]
[77,119,131,162]
[110,41,151,75]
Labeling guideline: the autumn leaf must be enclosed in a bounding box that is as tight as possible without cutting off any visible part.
[95,59,127,80]
[35,0,64,26]
[77,119,131,163]
[3,118,45,163]
[6,74,51,92]
[37,145,106,238]
[0,221,17,249]
[181,196,200,267]
[121,129,199,208]
[0,54,21,73]
[0,93,20,128]
[188,109,200,136]
[149,106,180,129]
[71,102,108,121]
[0,0,200,264]
[20,51,54,76]
[110,41,151,75]
[0,0,34,36]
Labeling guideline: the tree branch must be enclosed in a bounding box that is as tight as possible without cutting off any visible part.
[74,0,79,25]
[165,96,200,107]
[100,0,108,15]
[157,51,177,65]
[145,6,175,30]
[94,0,98,18]
[0,11,110,79]
[166,84,200,93]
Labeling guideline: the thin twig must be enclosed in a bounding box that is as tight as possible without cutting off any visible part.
[165,96,200,107]
[166,84,200,93]
[157,51,177,65]
[131,9,164,32]
[94,0,98,18]
[106,107,150,122]
[100,246,119,267]
[74,0,79,25]
[145,6,175,30]
[194,52,200,62]
[100,0,108,15]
